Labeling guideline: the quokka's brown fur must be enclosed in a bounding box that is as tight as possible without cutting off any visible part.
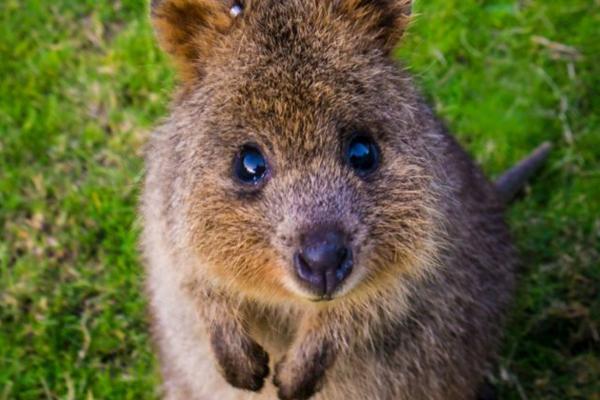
[141,1,519,399]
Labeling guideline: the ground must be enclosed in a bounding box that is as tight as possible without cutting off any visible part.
[0,0,598,399]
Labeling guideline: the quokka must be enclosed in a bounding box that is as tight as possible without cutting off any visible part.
[141,1,550,399]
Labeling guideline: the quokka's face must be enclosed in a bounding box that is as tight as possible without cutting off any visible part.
[154,0,436,302]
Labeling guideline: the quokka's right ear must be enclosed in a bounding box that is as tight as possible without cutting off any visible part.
[151,0,236,82]
[335,0,412,54]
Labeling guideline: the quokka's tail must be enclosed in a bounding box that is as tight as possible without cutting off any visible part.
[496,142,552,204]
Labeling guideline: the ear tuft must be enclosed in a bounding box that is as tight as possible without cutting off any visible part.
[337,0,412,53]
[151,0,234,82]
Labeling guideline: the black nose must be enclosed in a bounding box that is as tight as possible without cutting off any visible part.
[294,228,353,297]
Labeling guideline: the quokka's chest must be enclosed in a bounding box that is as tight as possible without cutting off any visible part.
[245,305,299,358]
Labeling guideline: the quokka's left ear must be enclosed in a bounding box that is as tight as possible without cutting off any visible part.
[335,0,413,53]
[151,0,236,82]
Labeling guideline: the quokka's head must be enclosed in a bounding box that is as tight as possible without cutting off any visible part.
[152,0,442,303]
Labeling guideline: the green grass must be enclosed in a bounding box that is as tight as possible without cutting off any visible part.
[0,0,598,398]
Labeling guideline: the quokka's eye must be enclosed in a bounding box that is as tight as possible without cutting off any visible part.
[346,134,380,176]
[234,145,269,185]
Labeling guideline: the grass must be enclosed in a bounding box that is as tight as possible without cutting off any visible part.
[0,0,598,398]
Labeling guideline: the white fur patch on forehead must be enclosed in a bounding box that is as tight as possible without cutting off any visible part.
[230,2,243,17]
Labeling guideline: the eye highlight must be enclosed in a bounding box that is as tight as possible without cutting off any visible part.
[234,145,268,185]
[346,134,380,176]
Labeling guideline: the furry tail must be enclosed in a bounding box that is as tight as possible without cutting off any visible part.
[496,142,552,204]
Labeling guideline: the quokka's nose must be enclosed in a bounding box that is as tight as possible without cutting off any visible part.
[294,228,353,297]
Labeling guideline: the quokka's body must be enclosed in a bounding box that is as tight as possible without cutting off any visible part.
[140,1,534,399]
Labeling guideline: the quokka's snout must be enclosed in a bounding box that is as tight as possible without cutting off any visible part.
[269,172,377,302]
[293,225,354,299]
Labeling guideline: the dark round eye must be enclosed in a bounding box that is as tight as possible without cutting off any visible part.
[346,135,380,175]
[234,145,268,185]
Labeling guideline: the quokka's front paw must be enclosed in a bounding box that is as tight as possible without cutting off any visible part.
[273,345,334,400]
[210,327,270,391]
